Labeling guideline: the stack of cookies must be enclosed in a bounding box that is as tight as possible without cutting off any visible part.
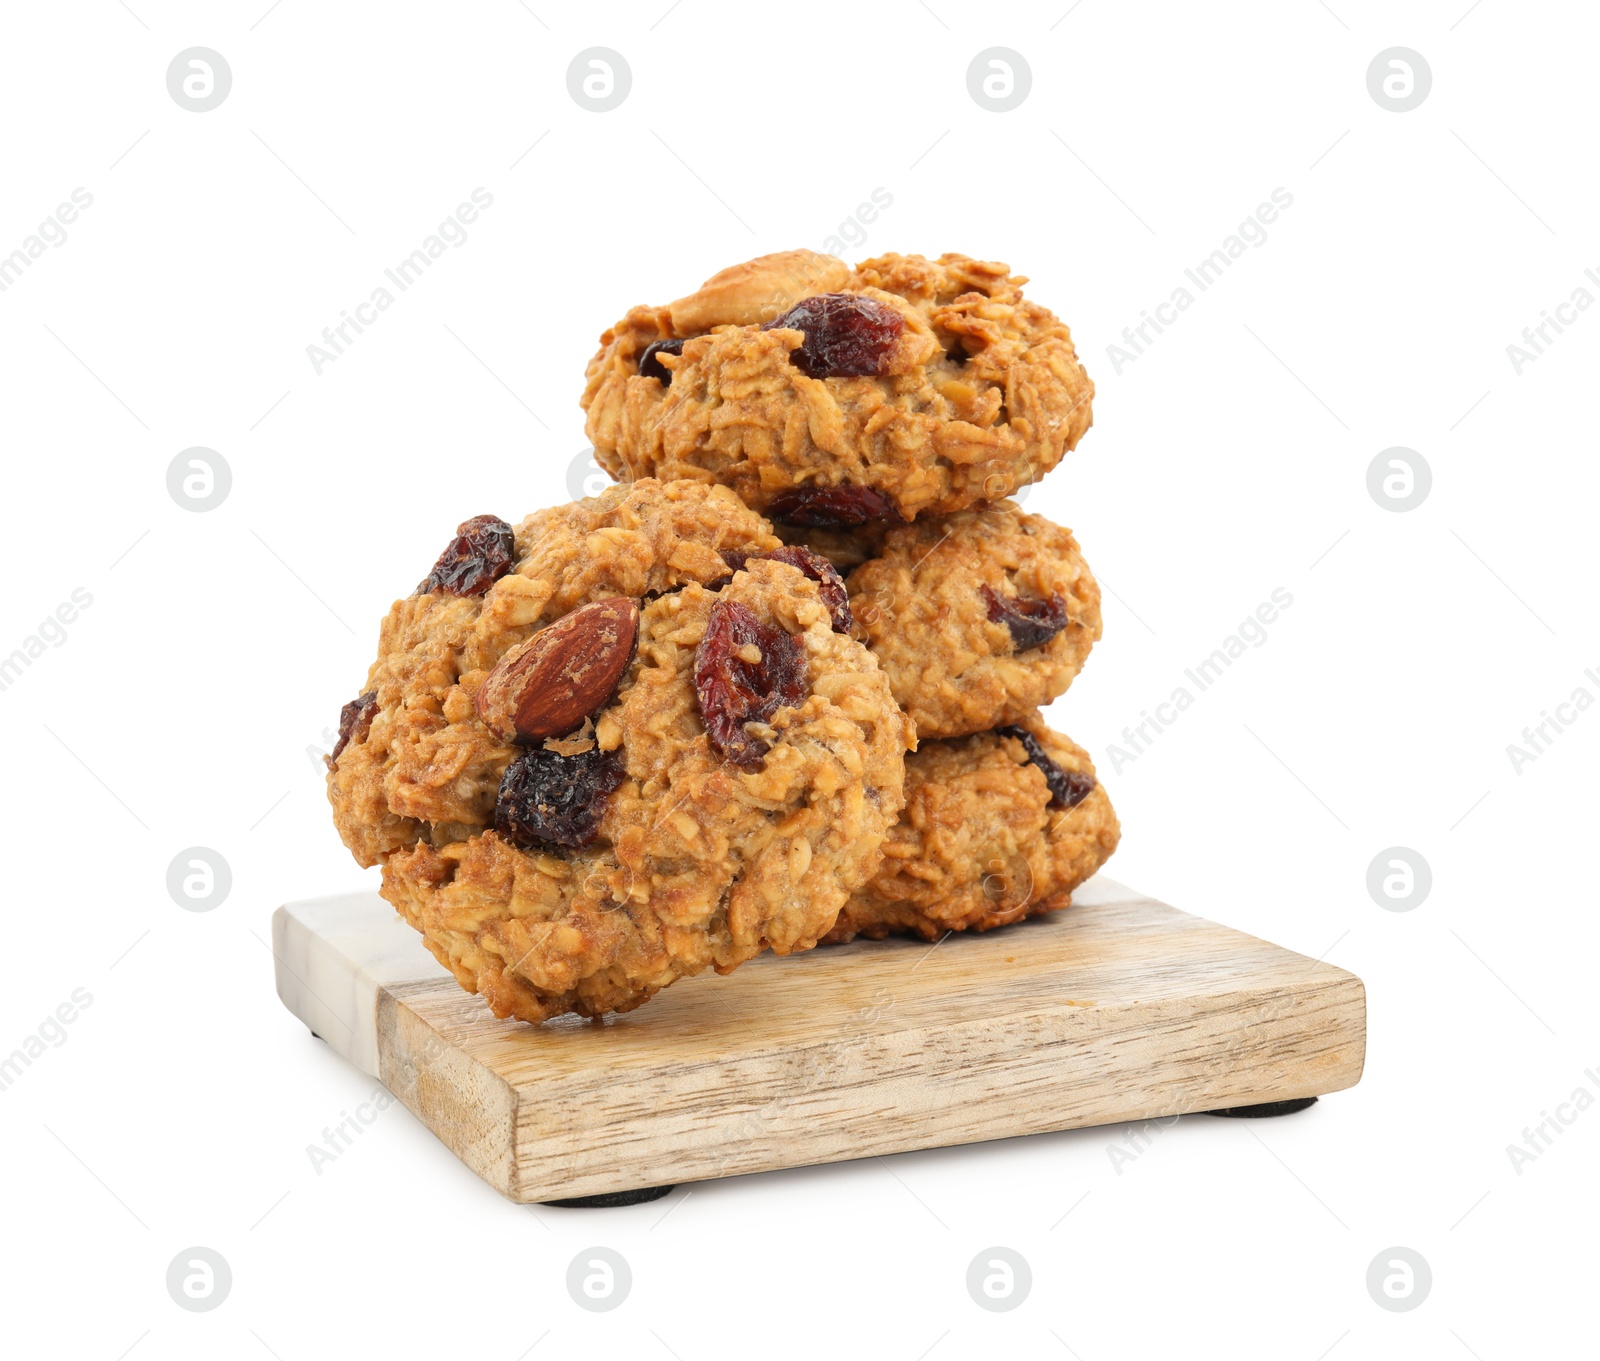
[326,250,1118,1024]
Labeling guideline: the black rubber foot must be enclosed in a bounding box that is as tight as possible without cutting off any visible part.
[309,1031,325,1043]
[543,1184,675,1208]
[1202,1096,1319,1118]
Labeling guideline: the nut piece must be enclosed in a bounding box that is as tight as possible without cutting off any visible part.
[667,249,851,333]
[475,597,639,743]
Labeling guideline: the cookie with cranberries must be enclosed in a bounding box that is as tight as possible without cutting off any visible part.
[581,249,1095,524]
[327,494,911,1023]
[845,501,1101,738]
[825,714,1119,944]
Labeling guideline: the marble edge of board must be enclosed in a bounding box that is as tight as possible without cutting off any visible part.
[272,890,452,1079]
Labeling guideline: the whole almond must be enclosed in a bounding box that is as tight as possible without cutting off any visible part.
[667,249,851,333]
[475,597,639,743]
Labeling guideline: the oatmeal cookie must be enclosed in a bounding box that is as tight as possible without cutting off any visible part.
[327,487,912,1022]
[846,502,1101,739]
[581,249,1095,523]
[825,715,1118,943]
[328,479,782,868]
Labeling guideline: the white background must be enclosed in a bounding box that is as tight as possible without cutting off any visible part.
[1,2,1595,1357]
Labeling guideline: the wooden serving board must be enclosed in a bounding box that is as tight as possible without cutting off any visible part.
[271,877,1365,1203]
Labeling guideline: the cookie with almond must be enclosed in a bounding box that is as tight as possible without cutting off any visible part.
[326,485,911,1022]
[581,250,1095,524]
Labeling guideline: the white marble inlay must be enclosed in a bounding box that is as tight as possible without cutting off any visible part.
[271,891,450,1078]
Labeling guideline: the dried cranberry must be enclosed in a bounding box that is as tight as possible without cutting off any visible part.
[694,599,808,769]
[493,743,627,850]
[638,337,686,384]
[765,484,897,528]
[981,585,1069,652]
[763,293,903,379]
[424,515,517,597]
[996,726,1096,810]
[327,691,378,767]
[720,546,852,634]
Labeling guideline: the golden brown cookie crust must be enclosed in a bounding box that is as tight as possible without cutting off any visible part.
[327,479,781,867]
[825,716,1119,944]
[846,503,1101,739]
[581,251,1094,523]
[327,485,912,1022]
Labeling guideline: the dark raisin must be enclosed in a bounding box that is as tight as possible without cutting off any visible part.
[981,585,1070,652]
[638,337,687,384]
[765,484,897,528]
[694,599,808,769]
[762,293,904,378]
[996,725,1096,810]
[424,514,517,597]
[720,546,852,634]
[327,691,378,767]
[493,744,627,850]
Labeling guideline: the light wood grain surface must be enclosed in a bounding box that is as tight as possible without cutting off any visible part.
[274,876,1366,1202]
